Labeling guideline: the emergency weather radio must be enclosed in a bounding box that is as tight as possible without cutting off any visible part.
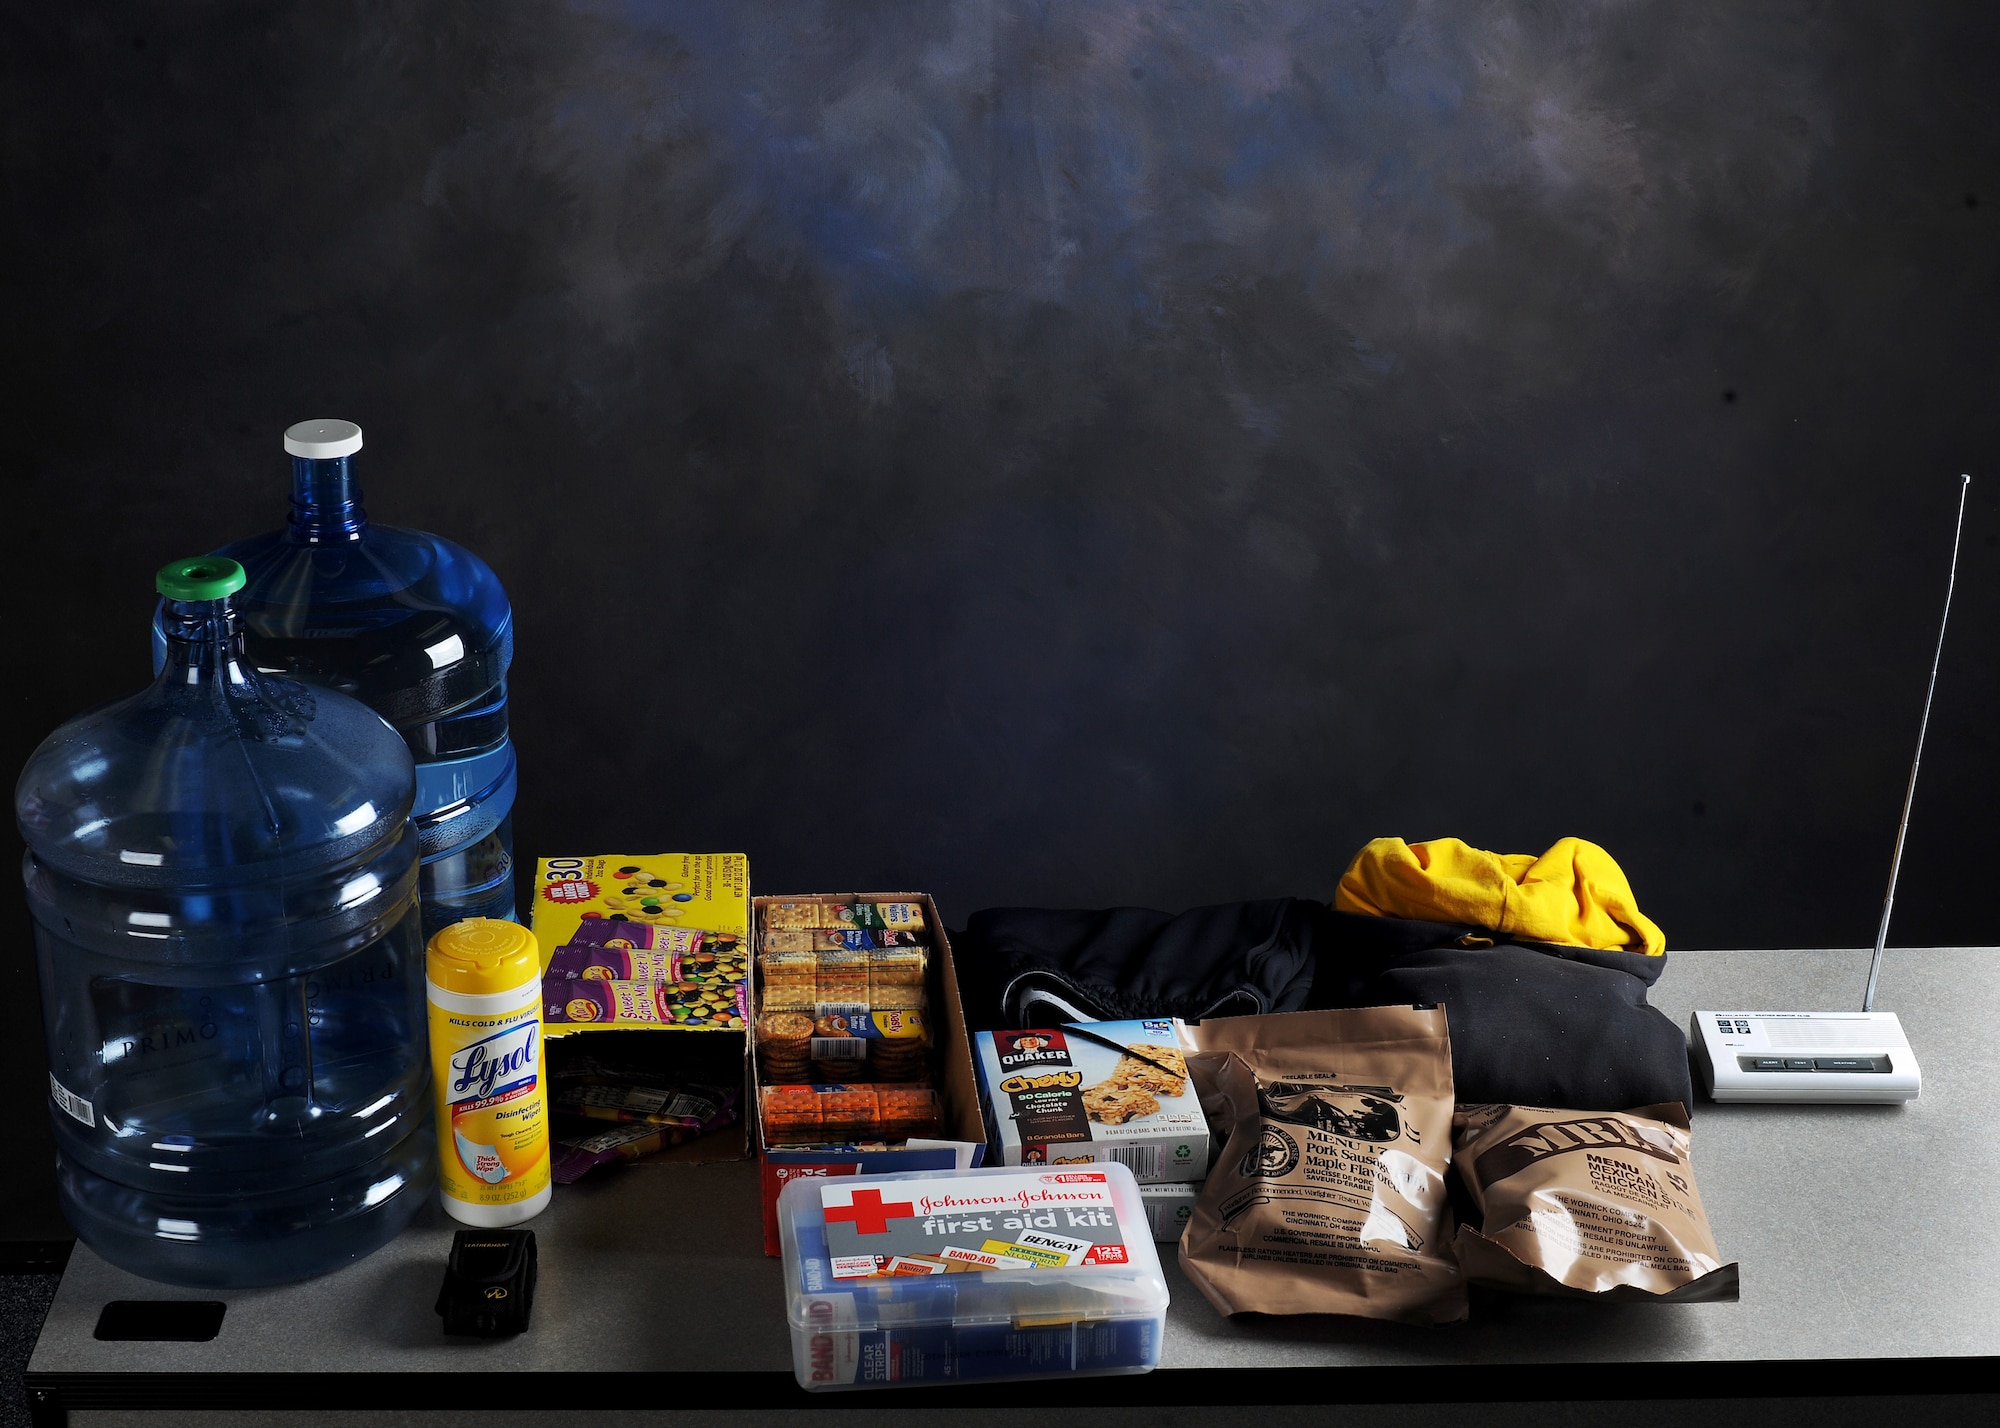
[1692,475,1972,1104]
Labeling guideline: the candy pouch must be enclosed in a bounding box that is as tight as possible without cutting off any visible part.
[548,942,678,983]
[549,1099,741,1184]
[551,1080,739,1128]
[1450,1102,1738,1302]
[544,976,744,1027]
[565,921,702,952]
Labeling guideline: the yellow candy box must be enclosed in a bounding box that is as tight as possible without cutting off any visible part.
[533,853,751,964]
[532,854,752,1039]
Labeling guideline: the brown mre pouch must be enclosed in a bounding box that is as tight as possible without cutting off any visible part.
[1451,1102,1739,1302]
[1180,1006,1466,1325]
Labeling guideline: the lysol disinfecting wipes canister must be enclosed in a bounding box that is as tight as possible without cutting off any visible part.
[427,918,551,1226]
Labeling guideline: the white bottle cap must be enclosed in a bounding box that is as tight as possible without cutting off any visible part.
[283,419,364,459]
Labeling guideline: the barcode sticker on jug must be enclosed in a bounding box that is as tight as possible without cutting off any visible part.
[49,1074,93,1127]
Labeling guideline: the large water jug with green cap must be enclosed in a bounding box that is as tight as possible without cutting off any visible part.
[16,556,435,1286]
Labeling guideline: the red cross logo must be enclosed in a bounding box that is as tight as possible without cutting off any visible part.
[822,1188,917,1236]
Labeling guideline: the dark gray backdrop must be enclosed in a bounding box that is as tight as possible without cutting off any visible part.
[3,2,1996,1243]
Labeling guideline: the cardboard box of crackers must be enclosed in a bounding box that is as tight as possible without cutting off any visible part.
[530,854,754,1166]
[750,892,987,1255]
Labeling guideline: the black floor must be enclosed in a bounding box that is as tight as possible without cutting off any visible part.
[0,1274,59,1428]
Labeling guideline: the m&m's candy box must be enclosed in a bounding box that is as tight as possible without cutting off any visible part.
[532,854,751,1039]
[533,854,750,959]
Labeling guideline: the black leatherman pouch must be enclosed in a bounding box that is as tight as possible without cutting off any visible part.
[436,1229,537,1337]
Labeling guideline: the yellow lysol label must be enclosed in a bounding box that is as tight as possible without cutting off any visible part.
[430,998,550,1208]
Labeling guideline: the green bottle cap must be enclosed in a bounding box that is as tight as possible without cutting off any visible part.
[156,556,247,602]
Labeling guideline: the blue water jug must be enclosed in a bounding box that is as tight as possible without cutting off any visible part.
[152,420,518,939]
[19,557,434,1286]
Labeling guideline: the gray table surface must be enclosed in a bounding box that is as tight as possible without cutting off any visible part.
[27,947,2000,1398]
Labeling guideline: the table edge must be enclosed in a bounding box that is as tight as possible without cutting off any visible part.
[23,1359,2000,1411]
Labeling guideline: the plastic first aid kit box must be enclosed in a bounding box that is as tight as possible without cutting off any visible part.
[779,1163,1168,1390]
[973,1020,1209,1183]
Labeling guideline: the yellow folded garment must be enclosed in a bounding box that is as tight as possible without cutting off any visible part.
[1334,836,1665,956]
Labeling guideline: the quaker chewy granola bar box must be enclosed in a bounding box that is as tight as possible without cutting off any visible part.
[972,1019,1209,1183]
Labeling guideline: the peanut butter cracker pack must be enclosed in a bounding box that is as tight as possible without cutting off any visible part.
[1450,1102,1739,1302]
[1179,1006,1466,1325]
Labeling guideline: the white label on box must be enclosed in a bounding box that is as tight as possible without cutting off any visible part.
[1014,1230,1092,1266]
[1103,1144,1160,1178]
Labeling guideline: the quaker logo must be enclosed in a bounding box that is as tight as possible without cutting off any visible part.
[995,1030,1073,1072]
[1474,1115,1682,1187]
[1242,1125,1299,1178]
[1258,1081,1403,1143]
[997,1035,1091,1144]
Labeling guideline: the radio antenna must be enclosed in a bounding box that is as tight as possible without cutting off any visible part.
[1863,474,1972,1012]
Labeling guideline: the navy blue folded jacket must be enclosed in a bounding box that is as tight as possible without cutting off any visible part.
[1308,910,1693,1112]
[952,902,1691,1113]
[953,899,1325,1029]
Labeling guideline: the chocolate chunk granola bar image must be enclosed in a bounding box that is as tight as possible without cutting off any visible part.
[1118,1042,1188,1079]
[1108,1049,1187,1097]
[1082,1083,1160,1124]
